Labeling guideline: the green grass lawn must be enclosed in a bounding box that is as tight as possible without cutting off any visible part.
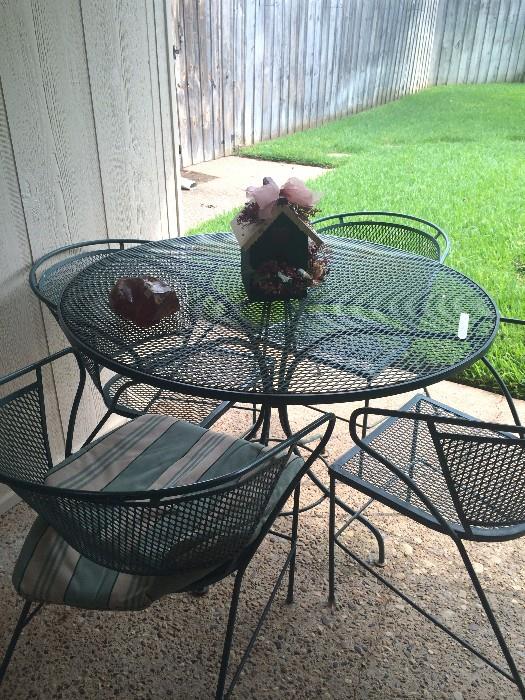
[189,84,525,398]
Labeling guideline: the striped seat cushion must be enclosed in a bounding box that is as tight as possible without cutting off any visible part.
[13,414,303,611]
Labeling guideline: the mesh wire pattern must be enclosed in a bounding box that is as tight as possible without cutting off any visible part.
[435,429,525,529]
[0,383,51,486]
[19,453,289,576]
[36,250,118,313]
[312,211,449,262]
[58,233,497,406]
[332,396,525,538]
[30,240,228,424]
[0,354,311,577]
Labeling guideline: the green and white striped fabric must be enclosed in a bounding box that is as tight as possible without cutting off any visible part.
[13,414,303,611]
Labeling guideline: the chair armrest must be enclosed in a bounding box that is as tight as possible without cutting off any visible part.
[500,316,525,326]
[348,407,460,538]
[348,406,525,540]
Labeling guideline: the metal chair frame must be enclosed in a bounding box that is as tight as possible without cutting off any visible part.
[312,210,450,263]
[329,400,525,696]
[29,239,258,441]
[0,349,335,698]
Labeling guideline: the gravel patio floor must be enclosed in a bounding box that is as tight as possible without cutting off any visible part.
[1,381,524,699]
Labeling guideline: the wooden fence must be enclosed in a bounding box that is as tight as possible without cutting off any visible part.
[174,0,525,167]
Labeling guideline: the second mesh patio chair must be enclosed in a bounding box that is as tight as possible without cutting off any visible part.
[29,239,257,441]
[0,349,335,698]
[329,395,525,697]
[312,211,450,262]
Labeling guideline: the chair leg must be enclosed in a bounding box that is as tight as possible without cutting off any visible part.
[286,484,301,604]
[361,398,369,438]
[0,601,33,684]
[457,541,525,697]
[328,473,336,607]
[215,567,246,700]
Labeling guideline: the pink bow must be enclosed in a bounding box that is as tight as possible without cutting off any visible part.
[246,177,320,220]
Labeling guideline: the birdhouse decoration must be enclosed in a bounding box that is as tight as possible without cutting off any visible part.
[231,177,329,301]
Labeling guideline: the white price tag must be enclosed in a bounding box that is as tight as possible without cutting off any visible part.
[458,312,469,340]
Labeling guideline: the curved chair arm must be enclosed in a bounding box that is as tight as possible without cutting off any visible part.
[29,238,145,307]
[348,405,525,541]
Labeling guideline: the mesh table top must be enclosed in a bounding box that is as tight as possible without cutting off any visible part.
[59,233,499,406]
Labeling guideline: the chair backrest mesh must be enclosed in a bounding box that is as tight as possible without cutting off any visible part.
[0,383,51,485]
[316,221,441,260]
[35,249,116,316]
[19,451,291,577]
[431,425,525,529]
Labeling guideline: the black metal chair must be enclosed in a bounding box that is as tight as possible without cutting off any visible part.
[312,211,450,263]
[329,394,525,697]
[0,349,335,698]
[29,239,256,441]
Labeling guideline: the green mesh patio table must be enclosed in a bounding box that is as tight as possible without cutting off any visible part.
[56,230,500,559]
[58,232,499,413]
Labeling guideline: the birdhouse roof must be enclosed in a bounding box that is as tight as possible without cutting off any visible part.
[231,202,323,250]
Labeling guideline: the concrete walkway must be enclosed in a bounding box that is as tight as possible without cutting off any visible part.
[180,156,326,233]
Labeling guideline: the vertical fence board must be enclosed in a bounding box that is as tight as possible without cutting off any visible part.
[270,0,283,138]
[221,0,234,154]
[363,0,379,110]
[386,0,403,101]
[303,0,316,128]
[467,0,491,81]
[319,0,334,121]
[252,0,264,143]
[261,0,274,139]
[487,0,509,82]
[181,0,204,163]
[515,15,525,78]
[334,0,350,117]
[478,0,503,82]
[175,0,192,165]
[506,1,525,80]
[233,0,245,147]
[391,1,410,98]
[457,0,479,83]
[417,0,438,90]
[146,0,169,238]
[288,0,299,131]
[372,0,391,106]
[280,0,291,135]
[243,0,255,145]
[499,0,521,80]
[402,0,419,93]
[161,0,184,235]
[198,0,215,161]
